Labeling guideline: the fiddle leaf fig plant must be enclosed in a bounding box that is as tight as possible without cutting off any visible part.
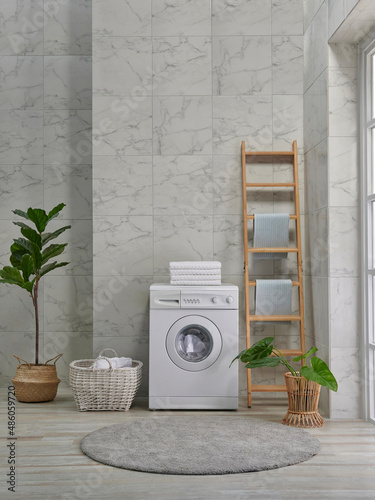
[0,204,71,365]
[231,337,338,392]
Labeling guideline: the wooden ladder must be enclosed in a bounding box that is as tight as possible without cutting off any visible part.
[241,140,306,407]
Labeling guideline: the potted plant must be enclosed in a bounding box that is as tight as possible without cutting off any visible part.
[0,204,71,402]
[231,337,338,428]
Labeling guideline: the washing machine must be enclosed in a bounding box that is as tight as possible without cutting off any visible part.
[149,283,239,410]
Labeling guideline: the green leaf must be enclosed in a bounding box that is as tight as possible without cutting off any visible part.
[20,254,34,282]
[245,357,283,369]
[300,357,338,392]
[41,244,68,266]
[0,266,24,286]
[40,261,69,277]
[20,227,42,249]
[42,225,71,246]
[293,346,318,362]
[27,207,48,232]
[47,203,66,224]
[230,348,248,367]
[12,209,30,220]
[21,280,34,293]
[14,238,42,270]
[239,337,274,363]
[13,221,36,232]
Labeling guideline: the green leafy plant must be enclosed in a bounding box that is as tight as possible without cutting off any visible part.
[0,204,71,365]
[231,337,338,392]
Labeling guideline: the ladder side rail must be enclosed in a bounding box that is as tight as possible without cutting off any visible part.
[292,141,306,359]
[241,141,252,407]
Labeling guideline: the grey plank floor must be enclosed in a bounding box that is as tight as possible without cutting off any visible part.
[1,388,375,500]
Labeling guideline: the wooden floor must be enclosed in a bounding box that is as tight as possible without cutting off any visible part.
[1,388,375,500]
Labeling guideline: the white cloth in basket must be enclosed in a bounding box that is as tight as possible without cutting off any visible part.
[93,357,133,370]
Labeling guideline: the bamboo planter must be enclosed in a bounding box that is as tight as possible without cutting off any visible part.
[282,372,324,428]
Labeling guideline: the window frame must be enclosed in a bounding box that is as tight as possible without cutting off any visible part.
[360,32,375,424]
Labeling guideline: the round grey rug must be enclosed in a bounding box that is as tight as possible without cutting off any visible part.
[81,416,320,475]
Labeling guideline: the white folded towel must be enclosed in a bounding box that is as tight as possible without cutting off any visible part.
[170,261,222,270]
[170,280,221,286]
[171,274,222,282]
[170,268,221,276]
[93,356,133,370]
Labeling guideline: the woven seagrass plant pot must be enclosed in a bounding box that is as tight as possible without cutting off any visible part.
[282,372,324,428]
[12,354,62,403]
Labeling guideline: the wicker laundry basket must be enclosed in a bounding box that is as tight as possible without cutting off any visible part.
[69,349,142,411]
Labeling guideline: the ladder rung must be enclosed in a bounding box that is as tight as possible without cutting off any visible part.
[248,281,300,287]
[249,315,301,321]
[251,385,287,392]
[270,349,302,357]
[247,214,297,220]
[245,151,294,157]
[248,247,298,253]
[246,182,295,187]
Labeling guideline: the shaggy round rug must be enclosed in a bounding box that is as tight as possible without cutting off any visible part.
[80,416,320,475]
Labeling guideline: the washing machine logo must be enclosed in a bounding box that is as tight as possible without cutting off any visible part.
[184,298,200,304]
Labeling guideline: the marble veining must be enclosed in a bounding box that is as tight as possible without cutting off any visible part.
[330,277,360,348]
[93,216,153,276]
[152,0,211,37]
[44,110,92,165]
[93,276,153,337]
[213,215,243,275]
[153,37,211,96]
[153,155,213,215]
[93,156,153,216]
[44,56,92,109]
[272,0,303,35]
[304,3,328,92]
[329,66,358,137]
[0,56,43,109]
[93,96,152,156]
[0,165,43,218]
[329,136,358,207]
[304,69,328,154]
[44,164,92,220]
[93,0,151,37]
[272,36,303,95]
[93,37,152,97]
[153,215,214,274]
[153,96,212,155]
[0,0,43,55]
[213,36,271,95]
[212,0,271,36]
[213,95,272,154]
[0,110,43,164]
[43,276,93,332]
[273,95,304,153]
[213,155,242,215]
[44,0,92,55]
[329,207,359,277]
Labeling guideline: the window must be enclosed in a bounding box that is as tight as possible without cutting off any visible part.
[361,34,375,424]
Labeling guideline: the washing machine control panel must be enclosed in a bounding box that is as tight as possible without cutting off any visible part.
[181,291,238,309]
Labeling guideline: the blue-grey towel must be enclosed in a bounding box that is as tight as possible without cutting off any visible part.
[255,279,292,323]
[253,213,290,259]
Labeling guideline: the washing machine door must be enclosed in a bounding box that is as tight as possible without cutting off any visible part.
[166,315,222,372]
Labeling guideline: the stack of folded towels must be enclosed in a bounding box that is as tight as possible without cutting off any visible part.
[93,356,133,370]
[170,261,222,286]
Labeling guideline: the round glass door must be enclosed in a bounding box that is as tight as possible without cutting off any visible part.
[175,325,213,363]
[166,315,222,372]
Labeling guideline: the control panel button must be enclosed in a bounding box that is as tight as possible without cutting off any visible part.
[226,296,234,304]
[212,296,218,304]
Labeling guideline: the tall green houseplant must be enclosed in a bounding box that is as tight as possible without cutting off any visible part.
[0,204,71,365]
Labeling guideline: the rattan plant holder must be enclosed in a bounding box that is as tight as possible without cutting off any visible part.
[282,372,324,428]
[12,354,62,403]
[69,348,142,411]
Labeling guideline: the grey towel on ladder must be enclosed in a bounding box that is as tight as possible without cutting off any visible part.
[255,279,292,324]
[253,213,290,259]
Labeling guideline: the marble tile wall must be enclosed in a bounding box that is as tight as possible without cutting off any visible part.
[0,0,92,386]
[304,0,362,418]
[92,0,305,397]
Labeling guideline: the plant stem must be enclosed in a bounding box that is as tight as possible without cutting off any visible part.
[33,275,40,365]
[273,348,298,377]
